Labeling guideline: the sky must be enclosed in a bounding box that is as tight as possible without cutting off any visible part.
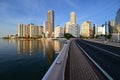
[0,0,120,37]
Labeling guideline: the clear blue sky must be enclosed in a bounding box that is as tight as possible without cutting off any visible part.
[0,0,120,37]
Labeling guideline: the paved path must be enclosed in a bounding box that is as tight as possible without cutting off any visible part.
[65,39,101,80]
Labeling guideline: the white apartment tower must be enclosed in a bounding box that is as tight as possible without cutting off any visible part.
[70,12,76,24]
[54,25,64,38]
[65,12,80,37]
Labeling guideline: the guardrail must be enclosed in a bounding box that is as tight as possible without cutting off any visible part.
[42,40,70,80]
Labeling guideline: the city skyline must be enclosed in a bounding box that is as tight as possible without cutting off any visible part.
[0,0,120,37]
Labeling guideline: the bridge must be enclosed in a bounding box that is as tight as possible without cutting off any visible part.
[42,38,120,80]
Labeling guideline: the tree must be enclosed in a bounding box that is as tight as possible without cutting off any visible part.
[104,35,112,39]
[64,33,74,40]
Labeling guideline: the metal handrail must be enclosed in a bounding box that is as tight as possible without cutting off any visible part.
[42,40,70,80]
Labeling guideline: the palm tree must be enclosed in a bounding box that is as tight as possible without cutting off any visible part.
[117,24,120,40]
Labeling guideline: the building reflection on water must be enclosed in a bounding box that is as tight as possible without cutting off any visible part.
[43,39,54,65]
[17,39,64,65]
[17,39,64,55]
[0,39,64,80]
[17,40,43,55]
[54,40,64,53]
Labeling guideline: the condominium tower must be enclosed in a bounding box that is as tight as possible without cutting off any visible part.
[18,23,43,38]
[70,12,76,24]
[65,12,80,37]
[108,20,115,34]
[45,10,54,37]
[115,8,120,33]
[112,8,120,41]
[54,25,64,38]
[81,21,92,37]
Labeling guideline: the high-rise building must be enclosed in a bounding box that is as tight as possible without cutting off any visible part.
[97,25,105,35]
[93,24,98,37]
[48,10,54,28]
[112,8,120,41]
[54,25,64,38]
[115,8,120,33]
[70,12,76,24]
[45,10,54,37]
[65,12,80,37]
[108,20,115,34]
[39,26,43,36]
[18,23,24,37]
[18,23,43,38]
[69,24,80,37]
[29,24,39,37]
[105,21,107,34]
[45,21,52,37]
[81,21,92,37]
[65,22,71,33]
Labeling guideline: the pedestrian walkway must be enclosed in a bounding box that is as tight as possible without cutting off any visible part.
[65,39,101,80]
[85,39,120,47]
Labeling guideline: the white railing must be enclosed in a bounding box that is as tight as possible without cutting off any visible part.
[42,40,70,80]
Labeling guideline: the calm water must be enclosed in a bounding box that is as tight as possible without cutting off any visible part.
[0,39,64,80]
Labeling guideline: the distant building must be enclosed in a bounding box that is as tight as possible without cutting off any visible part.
[105,21,107,34]
[93,24,98,37]
[81,21,92,37]
[18,23,24,37]
[115,8,120,33]
[65,12,80,37]
[18,23,43,38]
[54,25,64,38]
[97,25,105,35]
[70,12,76,24]
[45,21,52,37]
[108,20,115,35]
[29,24,39,37]
[112,8,120,41]
[48,10,54,28]
[65,12,76,33]
[68,24,80,37]
[45,10,54,38]
[39,26,43,36]
[65,22,71,33]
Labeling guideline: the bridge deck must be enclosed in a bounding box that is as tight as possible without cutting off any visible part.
[65,39,102,80]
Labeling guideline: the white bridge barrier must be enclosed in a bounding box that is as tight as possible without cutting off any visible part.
[42,40,70,80]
